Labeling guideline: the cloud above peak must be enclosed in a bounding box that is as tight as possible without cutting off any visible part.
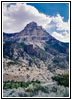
[3,3,69,42]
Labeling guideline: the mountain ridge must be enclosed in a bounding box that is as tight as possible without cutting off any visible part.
[3,21,69,44]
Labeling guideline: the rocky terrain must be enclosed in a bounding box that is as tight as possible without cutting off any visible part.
[3,22,69,97]
[3,58,54,82]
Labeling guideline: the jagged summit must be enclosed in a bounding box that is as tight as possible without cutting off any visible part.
[27,21,37,26]
[24,22,37,30]
[24,21,42,31]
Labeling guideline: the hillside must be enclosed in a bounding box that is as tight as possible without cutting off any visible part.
[3,22,69,97]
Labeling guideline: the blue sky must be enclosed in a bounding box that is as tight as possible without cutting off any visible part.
[27,3,69,22]
[3,3,69,42]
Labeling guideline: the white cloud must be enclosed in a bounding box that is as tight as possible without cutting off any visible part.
[3,3,69,42]
[52,31,69,42]
[52,14,69,31]
[3,3,51,33]
[46,14,69,42]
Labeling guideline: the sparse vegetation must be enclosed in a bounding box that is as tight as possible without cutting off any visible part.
[3,84,69,97]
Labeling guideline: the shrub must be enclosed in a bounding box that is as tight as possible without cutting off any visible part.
[52,74,69,87]
[3,82,11,89]
[3,80,41,89]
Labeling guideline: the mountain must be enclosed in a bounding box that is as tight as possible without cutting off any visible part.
[3,22,69,82]
[3,22,53,47]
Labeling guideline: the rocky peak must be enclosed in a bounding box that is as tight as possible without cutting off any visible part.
[3,21,51,44]
[24,22,37,30]
[29,22,37,26]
